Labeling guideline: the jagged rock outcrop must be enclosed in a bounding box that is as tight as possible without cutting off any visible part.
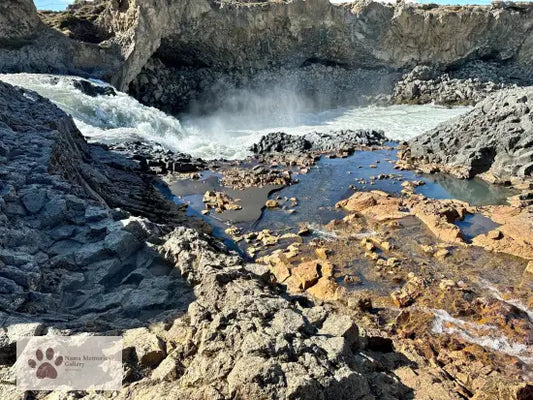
[0,80,197,327]
[402,86,533,183]
[0,0,41,40]
[251,129,386,155]
[391,65,514,106]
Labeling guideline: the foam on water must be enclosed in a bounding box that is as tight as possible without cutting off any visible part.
[480,279,533,322]
[429,308,533,363]
[0,73,469,160]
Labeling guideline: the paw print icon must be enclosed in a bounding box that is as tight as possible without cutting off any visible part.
[28,348,63,379]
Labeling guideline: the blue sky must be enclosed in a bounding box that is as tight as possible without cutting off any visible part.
[34,0,73,11]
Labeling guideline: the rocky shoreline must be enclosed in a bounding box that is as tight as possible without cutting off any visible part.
[400,86,533,187]
[0,76,533,399]
[0,78,413,400]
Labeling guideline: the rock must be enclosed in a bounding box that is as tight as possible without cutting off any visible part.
[291,260,320,290]
[343,275,362,285]
[439,279,457,290]
[40,198,67,227]
[85,206,109,222]
[320,315,359,349]
[391,275,426,308]
[487,229,503,240]
[525,261,533,276]
[251,132,312,154]
[123,327,166,367]
[251,130,386,156]
[73,79,117,97]
[265,199,279,209]
[404,87,533,182]
[307,277,340,301]
[314,247,330,260]
[391,65,509,107]
[337,191,408,221]
[75,242,111,265]
[271,261,291,283]
[104,229,142,260]
[298,227,311,236]
[108,141,205,174]
[151,353,184,382]
[434,249,450,259]
[271,309,306,335]
[21,190,46,214]
[203,191,242,212]
[381,241,392,251]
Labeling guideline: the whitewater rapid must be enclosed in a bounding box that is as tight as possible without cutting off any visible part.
[0,73,469,160]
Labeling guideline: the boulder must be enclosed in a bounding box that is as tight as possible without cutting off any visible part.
[320,315,359,349]
[123,328,166,368]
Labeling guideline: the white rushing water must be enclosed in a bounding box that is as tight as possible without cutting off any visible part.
[0,73,469,160]
[430,308,533,364]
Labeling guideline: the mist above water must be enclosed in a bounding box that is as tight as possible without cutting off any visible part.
[0,73,469,160]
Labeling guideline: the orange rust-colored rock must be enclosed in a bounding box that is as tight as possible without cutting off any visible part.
[471,206,533,260]
[391,275,426,308]
[315,247,330,260]
[307,277,340,301]
[271,262,291,283]
[284,275,304,293]
[337,191,408,221]
[292,260,320,290]
[319,261,334,278]
[408,198,467,244]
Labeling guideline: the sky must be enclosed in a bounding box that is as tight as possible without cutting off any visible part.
[34,0,73,11]
[32,0,530,10]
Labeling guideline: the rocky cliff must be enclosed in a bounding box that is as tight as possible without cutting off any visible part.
[107,0,533,109]
[401,87,533,184]
[5,0,533,110]
[0,0,120,79]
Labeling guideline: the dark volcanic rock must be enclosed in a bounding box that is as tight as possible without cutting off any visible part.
[251,129,387,155]
[391,65,512,106]
[404,87,533,182]
[0,79,195,335]
[251,132,312,154]
[73,79,117,97]
[107,141,206,174]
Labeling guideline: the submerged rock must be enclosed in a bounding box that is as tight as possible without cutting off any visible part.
[73,79,117,97]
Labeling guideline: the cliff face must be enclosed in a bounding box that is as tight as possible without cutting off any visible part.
[4,0,533,107]
[0,0,41,41]
[0,0,121,79]
[151,0,533,72]
[108,0,533,90]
